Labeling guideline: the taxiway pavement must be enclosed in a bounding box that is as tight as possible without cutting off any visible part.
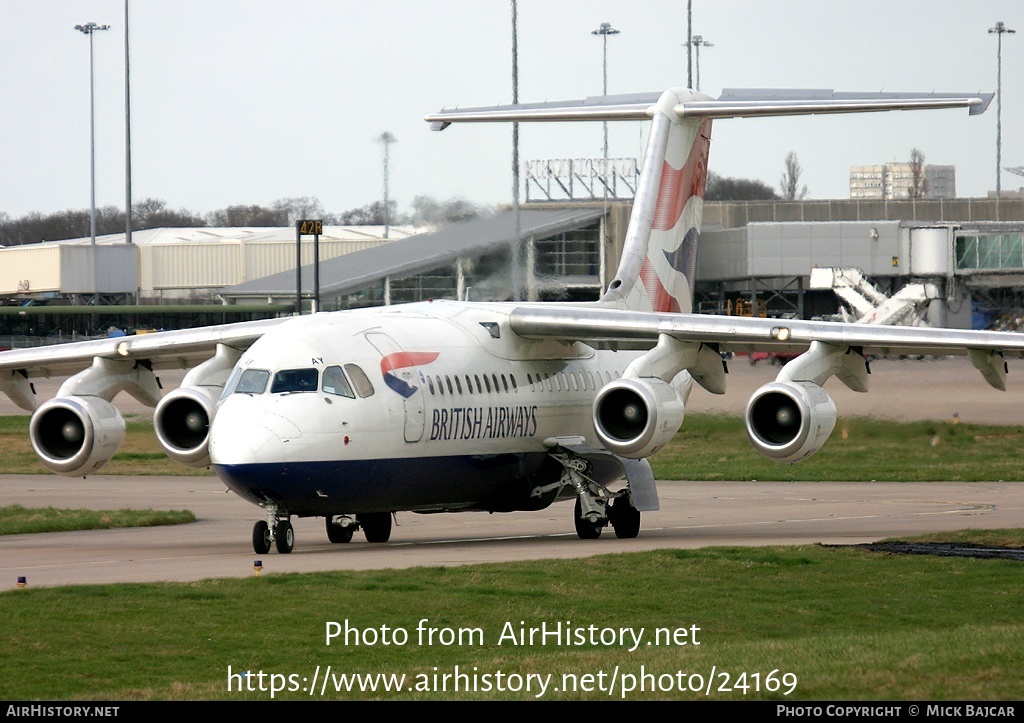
[3,475,1023,588]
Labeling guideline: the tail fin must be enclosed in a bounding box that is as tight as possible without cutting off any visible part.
[599,90,711,313]
[426,86,990,314]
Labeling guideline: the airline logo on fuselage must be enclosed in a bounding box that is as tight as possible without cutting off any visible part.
[380,351,440,398]
[430,405,538,441]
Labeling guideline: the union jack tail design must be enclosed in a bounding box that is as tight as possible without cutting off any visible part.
[599,90,712,314]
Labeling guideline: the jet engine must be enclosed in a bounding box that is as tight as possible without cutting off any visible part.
[745,381,837,463]
[29,396,126,477]
[593,377,685,458]
[153,387,217,467]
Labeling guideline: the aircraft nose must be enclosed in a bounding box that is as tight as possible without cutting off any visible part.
[209,400,287,465]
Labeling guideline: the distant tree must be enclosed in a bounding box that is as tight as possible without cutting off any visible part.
[328,200,401,226]
[132,198,206,230]
[704,172,778,201]
[0,208,104,245]
[779,151,808,200]
[908,148,928,199]
[207,204,288,227]
[409,195,491,225]
[272,196,326,225]
[408,195,442,224]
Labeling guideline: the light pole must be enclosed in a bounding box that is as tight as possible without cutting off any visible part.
[686,0,692,90]
[124,1,133,247]
[591,22,619,171]
[378,132,396,239]
[689,34,713,92]
[511,0,522,301]
[75,21,110,246]
[989,21,1016,199]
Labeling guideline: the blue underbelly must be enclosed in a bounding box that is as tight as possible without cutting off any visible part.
[215,452,552,516]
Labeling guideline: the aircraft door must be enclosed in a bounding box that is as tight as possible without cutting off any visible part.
[365,331,429,443]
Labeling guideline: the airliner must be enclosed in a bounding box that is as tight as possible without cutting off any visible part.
[3,87,1021,555]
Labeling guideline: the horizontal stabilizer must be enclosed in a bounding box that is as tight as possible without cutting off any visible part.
[426,88,992,128]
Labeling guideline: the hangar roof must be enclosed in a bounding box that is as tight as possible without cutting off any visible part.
[220,207,604,299]
[17,225,419,248]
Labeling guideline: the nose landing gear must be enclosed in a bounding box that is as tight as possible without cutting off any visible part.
[252,505,294,554]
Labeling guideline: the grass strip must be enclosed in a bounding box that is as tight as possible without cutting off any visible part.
[2,543,1022,701]
[0,504,195,535]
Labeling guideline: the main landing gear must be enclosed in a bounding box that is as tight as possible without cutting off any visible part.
[325,513,393,544]
[549,450,642,540]
[250,507,397,554]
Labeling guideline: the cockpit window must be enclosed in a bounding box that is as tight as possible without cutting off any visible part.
[271,368,319,393]
[344,364,374,398]
[234,369,270,395]
[321,365,355,398]
[220,366,243,400]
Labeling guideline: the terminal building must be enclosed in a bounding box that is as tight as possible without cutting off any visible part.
[3,197,1024,341]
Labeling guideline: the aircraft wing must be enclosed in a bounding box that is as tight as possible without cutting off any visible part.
[0,317,285,380]
[508,305,1024,391]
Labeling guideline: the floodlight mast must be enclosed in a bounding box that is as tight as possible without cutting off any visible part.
[989,20,1016,199]
[378,132,397,239]
[689,34,714,93]
[75,21,111,246]
[591,22,620,172]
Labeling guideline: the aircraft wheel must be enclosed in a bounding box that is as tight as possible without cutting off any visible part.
[608,496,641,539]
[276,520,295,554]
[326,518,354,544]
[574,498,603,540]
[358,512,392,543]
[252,520,271,554]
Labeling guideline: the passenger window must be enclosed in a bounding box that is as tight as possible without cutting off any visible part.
[483,375,492,393]
[475,375,483,394]
[271,368,319,393]
[436,375,445,395]
[455,376,463,394]
[465,375,473,394]
[510,375,518,391]
[492,374,500,392]
[235,369,270,395]
[427,376,436,395]
[501,374,509,392]
[446,376,454,395]
[321,365,355,398]
[344,364,375,397]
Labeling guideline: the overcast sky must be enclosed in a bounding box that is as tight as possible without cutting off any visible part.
[2,1,1021,219]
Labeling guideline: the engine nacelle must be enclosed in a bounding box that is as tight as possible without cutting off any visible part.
[153,386,217,467]
[593,377,685,458]
[29,396,126,477]
[745,381,837,463]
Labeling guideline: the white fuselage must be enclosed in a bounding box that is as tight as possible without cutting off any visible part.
[209,301,641,517]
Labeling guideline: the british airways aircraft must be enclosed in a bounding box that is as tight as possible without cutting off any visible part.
[2,87,1021,554]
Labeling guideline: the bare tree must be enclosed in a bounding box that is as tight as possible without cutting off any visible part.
[779,151,808,200]
[406,195,492,225]
[908,148,928,199]
[705,172,777,201]
[272,197,325,225]
[207,205,288,227]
